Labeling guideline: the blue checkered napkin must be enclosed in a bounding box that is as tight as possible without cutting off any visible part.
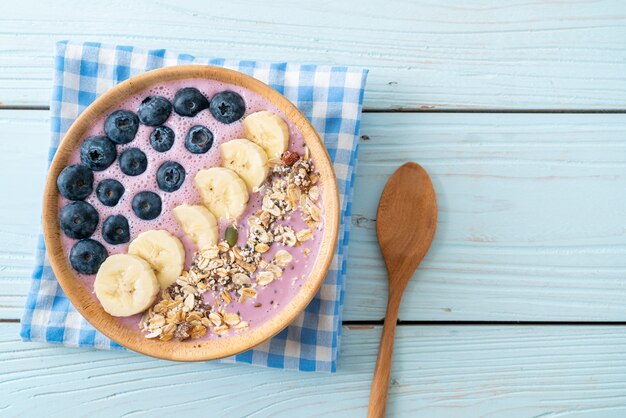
[20,41,367,372]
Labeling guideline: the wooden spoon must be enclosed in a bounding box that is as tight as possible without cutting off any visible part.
[367,162,438,418]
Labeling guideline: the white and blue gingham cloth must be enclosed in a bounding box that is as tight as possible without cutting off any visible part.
[20,41,367,372]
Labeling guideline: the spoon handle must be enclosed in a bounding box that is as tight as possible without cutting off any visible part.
[367,293,402,418]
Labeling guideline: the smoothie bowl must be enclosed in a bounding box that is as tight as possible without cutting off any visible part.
[43,66,339,361]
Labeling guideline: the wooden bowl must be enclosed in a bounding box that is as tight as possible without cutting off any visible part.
[42,66,339,361]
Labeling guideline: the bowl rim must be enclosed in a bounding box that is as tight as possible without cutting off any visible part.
[42,65,340,361]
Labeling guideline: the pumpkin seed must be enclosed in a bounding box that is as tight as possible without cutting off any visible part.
[225,225,238,247]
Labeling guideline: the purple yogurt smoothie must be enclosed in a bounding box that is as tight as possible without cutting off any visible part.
[59,78,324,337]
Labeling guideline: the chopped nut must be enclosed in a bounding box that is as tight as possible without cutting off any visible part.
[163,323,176,335]
[197,256,210,270]
[220,290,232,304]
[282,229,297,247]
[182,284,196,296]
[213,325,230,335]
[234,321,249,330]
[223,312,241,326]
[308,186,320,201]
[255,243,270,253]
[308,204,321,222]
[281,150,300,166]
[184,293,195,309]
[265,263,283,278]
[186,312,202,323]
[145,329,162,339]
[149,314,165,328]
[257,271,275,286]
[218,241,230,253]
[270,191,286,201]
[296,229,313,242]
[239,287,258,303]
[190,325,207,339]
[202,246,220,260]
[174,323,191,340]
[159,333,174,342]
[209,312,223,327]
[274,250,293,267]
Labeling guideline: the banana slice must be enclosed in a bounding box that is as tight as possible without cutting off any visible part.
[194,167,249,220]
[94,254,160,317]
[220,138,269,190]
[173,204,219,251]
[128,230,185,289]
[243,111,289,159]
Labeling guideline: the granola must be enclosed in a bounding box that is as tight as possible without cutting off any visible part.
[140,150,322,341]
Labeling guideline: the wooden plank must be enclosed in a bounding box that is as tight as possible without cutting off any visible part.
[346,113,626,321]
[3,322,626,416]
[2,110,626,321]
[0,111,48,319]
[1,0,626,110]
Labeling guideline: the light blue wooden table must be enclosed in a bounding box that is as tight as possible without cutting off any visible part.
[2,1,626,416]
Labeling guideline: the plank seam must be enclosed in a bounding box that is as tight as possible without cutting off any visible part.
[345,320,626,326]
[2,105,626,113]
[5,318,626,326]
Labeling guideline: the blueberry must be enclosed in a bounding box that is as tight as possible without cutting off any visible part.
[173,87,210,117]
[104,110,139,144]
[102,215,130,245]
[119,148,147,176]
[185,125,214,154]
[209,91,245,124]
[132,191,162,220]
[149,126,175,152]
[95,179,125,206]
[156,161,185,192]
[137,96,172,126]
[59,201,99,239]
[57,164,93,201]
[80,136,117,171]
[69,239,108,274]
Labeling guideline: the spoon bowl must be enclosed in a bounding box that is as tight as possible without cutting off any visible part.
[367,162,437,417]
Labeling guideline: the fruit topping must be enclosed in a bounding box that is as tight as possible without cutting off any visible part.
[69,238,108,275]
[131,191,162,220]
[137,96,172,126]
[80,136,117,171]
[173,204,219,251]
[185,125,214,154]
[219,138,269,190]
[149,125,175,152]
[209,91,245,124]
[94,253,159,316]
[119,147,148,176]
[95,179,125,207]
[194,167,249,220]
[57,164,93,201]
[102,215,131,245]
[59,201,99,239]
[243,111,289,159]
[128,230,185,289]
[104,110,139,144]
[156,161,185,192]
[173,87,209,117]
